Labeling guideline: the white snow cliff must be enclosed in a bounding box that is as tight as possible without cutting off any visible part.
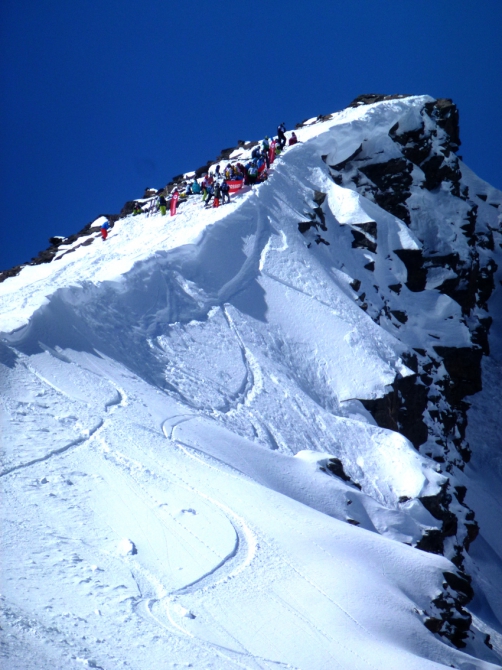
[1,94,502,670]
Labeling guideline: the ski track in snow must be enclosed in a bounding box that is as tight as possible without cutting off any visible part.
[144,597,303,670]
[0,359,128,477]
[223,306,263,411]
[158,413,383,670]
[95,415,280,669]
[0,420,103,478]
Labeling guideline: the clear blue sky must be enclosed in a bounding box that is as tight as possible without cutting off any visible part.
[1,0,501,271]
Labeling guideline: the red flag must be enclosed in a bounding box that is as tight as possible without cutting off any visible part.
[170,191,179,216]
[269,140,276,165]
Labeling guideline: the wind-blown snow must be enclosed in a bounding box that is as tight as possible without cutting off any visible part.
[1,95,501,669]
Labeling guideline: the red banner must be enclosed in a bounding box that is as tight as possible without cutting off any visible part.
[170,191,179,216]
[226,180,244,193]
[269,141,276,165]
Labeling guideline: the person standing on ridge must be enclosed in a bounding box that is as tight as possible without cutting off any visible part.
[201,174,210,201]
[100,219,110,241]
[221,180,230,204]
[277,123,287,148]
[213,181,221,207]
[204,183,215,207]
[261,137,270,168]
[158,195,167,215]
[247,162,258,186]
[269,138,276,165]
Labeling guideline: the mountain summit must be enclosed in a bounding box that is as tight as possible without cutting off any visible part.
[1,95,502,670]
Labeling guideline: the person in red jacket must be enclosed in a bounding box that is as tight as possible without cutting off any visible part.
[288,132,298,146]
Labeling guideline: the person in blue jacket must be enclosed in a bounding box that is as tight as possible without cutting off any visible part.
[221,180,230,204]
[101,219,110,241]
[204,183,215,207]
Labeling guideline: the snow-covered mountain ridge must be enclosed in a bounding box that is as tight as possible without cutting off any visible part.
[1,94,502,669]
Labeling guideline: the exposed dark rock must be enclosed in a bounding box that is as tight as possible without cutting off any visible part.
[48,237,66,247]
[360,158,412,191]
[359,158,413,223]
[424,617,443,633]
[360,374,429,448]
[394,249,427,292]
[313,190,327,206]
[421,154,461,193]
[443,571,474,604]
[194,163,212,178]
[389,121,432,166]
[433,347,483,405]
[420,485,459,543]
[390,310,408,324]
[476,259,498,309]
[461,204,478,240]
[313,206,327,230]
[417,530,444,555]
[353,221,377,238]
[216,147,236,161]
[348,94,413,107]
[352,230,377,253]
[325,458,351,482]
[363,261,375,272]
[388,283,402,294]
[471,316,493,355]
[120,200,137,217]
[464,522,479,550]
[298,221,315,234]
[454,485,467,505]
[315,236,329,246]
[427,98,461,150]
[350,279,361,292]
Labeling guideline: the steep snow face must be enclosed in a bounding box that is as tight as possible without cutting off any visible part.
[1,96,502,670]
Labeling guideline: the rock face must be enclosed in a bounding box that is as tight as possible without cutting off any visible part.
[326,96,502,649]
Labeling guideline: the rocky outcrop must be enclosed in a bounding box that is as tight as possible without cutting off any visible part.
[348,93,414,107]
[424,570,474,648]
[326,96,501,649]
[0,218,117,283]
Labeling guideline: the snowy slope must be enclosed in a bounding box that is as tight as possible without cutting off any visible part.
[1,95,502,670]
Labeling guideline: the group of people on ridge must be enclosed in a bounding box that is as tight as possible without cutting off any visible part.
[128,123,299,220]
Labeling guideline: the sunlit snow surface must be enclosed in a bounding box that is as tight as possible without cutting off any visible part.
[1,96,502,669]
